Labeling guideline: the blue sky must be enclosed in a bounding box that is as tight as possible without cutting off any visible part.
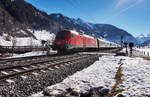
[25,0,150,36]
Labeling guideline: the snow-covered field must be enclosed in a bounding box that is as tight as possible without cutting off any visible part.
[120,57,150,96]
[134,47,150,57]
[31,55,150,97]
[134,47,150,53]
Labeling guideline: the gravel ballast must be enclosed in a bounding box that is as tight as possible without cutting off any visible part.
[0,54,99,97]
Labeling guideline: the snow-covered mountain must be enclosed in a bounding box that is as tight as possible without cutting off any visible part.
[72,18,95,30]
[49,14,138,44]
[140,40,150,46]
[137,34,150,46]
[136,34,150,44]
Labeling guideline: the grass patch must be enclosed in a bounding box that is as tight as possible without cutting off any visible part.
[108,59,125,97]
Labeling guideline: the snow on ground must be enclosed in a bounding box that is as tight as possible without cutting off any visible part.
[0,36,42,46]
[7,51,47,58]
[134,47,150,57]
[134,47,150,53]
[120,57,150,96]
[0,30,55,46]
[31,54,150,97]
[32,30,55,42]
[15,37,41,46]
[0,36,12,46]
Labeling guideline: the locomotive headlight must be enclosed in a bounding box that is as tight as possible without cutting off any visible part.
[64,41,67,45]
[65,41,68,44]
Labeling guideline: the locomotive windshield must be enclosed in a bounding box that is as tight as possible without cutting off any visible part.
[56,31,68,40]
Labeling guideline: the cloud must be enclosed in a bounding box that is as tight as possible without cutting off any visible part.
[115,0,145,8]
[102,0,145,23]
[116,0,131,8]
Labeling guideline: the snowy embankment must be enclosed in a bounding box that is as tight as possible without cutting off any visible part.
[31,54,150,97]
[0,35,12,46]
[0,34,41,46]
[7,51,47,58]
[33,30,55,43]
[0,30,55,57]
[0,30,55,46]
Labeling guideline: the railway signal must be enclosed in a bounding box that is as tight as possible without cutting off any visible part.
[120,35,123,49]
[129,42,134,56]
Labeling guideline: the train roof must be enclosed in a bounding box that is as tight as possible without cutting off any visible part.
[70,30,79,35]
[98,38,119,45]
[69,30,95,39]
[82,34,94,39]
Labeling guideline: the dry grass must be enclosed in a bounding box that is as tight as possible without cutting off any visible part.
[108,59,125,97]
[0,53,12,58]
[143,57,150,61]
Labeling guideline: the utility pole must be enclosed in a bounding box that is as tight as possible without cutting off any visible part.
[120,35,123,49]
[124,42,128,55]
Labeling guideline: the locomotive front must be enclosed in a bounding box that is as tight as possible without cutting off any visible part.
[53,30,70,52]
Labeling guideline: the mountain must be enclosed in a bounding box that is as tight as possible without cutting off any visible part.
[140,40,150,46]
[0,0,62,37]
[49,14,138,44]
[136,34,150,44]
[49,14,92,35]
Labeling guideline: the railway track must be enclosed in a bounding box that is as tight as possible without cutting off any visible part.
[0,54,74,68]
[0,54,80,70]
[0,53,99,82]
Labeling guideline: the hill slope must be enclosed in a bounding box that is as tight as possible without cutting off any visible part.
[0,0,62,37]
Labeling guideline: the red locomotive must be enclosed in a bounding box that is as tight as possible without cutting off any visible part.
[53,29,119,53]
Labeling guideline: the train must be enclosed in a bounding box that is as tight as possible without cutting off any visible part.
[53,29,120,53]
